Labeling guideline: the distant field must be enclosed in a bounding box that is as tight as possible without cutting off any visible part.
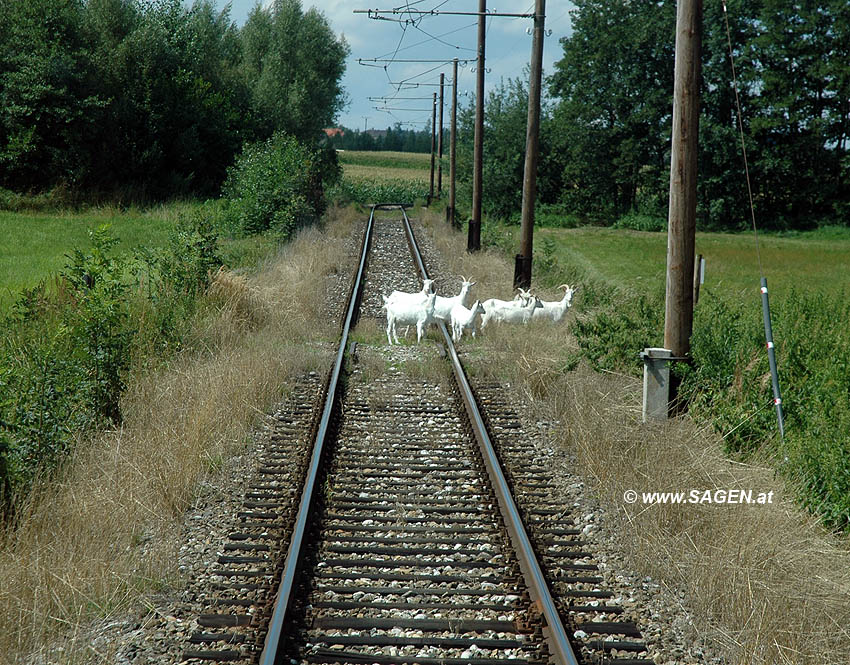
[0,201,277,312]
[338,150,432,185]
[534,225,850,300]
[336,150,848,299]
[337,150,432,172]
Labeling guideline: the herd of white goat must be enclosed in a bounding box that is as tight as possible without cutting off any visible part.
[382,277,577,345]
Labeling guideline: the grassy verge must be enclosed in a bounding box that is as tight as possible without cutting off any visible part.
[481,217,850,528]
[0,206,359,663]
[0,199,288,314]
[483,223,850,297]
[416,207,850,664]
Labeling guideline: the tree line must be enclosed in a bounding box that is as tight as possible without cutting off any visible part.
[458,0,850,230]
[0,0,348,199]
[326,124,442,153]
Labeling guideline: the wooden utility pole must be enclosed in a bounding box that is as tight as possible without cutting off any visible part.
[429,91,436,204]
[437,72,444,197]
[449,58,458,226]
[469,0,486,251]
[664,0,702,374]
[514,0,546,290]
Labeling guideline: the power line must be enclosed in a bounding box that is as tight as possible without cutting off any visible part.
[376,20,477,59]
[355,8,537,19]
[358,58,472,63]
[375,106,433,111]
[368,96,434,101]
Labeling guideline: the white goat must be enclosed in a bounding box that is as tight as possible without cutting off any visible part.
[387,278,435,306]
[480,294,543,328]
[513,287,532,302]
[450,300,486,342]
[434,276,475,321]
[383,292,437,345]
[384,278,435,339]
[531,284,578,322]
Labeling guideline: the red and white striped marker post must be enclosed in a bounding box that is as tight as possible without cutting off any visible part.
[760,277,785,438]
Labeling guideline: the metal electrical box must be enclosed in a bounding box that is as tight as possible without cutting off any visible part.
[640,348,672,422]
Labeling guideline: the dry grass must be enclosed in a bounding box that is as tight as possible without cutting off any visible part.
[417,206,850,664]
[0,212,356,664]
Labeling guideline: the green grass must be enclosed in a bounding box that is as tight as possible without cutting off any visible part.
[0,200,277,312]
[534,225,850,300]
[1,207,174,309]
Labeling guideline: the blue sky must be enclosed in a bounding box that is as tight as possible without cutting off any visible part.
[212,1,575,132]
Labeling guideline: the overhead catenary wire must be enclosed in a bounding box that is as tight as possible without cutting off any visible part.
[376,21,478,59]
[356,8,536,19]
[721,0,763,276]
[351,0,558,132]
[354,2,483,123]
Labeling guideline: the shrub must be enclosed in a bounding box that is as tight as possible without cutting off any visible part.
[504,204,584,228]
[0,229,132,504]
[613,212,667,232]
[674,288,850,529]
[62,227,133,424]
[223,133,328,239]
[571,293,664,375]
[534,203,584,228]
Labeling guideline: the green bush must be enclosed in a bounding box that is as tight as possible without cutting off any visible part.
[62,228,133,424]
[571,293,664,375]
[0,229,132,504]
[534,204,584,228]
[223,133,329,239]
[504,204,584,228]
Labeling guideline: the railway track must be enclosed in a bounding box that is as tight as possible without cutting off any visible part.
[181,206,654,665]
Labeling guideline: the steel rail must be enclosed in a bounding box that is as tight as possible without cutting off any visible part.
[397,208,581,665]
[259,205,378,665]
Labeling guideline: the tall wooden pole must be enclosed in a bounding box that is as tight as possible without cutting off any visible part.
[514,0,545,290]
[469,0,486,251]
[664,0,702,382]
[437,72,444,197]
[429,91,436,204]
[449,58,458,226]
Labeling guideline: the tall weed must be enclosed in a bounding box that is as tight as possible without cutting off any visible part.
[679,289,850,529]
[328,177,426,205]
[0,218,221,509]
